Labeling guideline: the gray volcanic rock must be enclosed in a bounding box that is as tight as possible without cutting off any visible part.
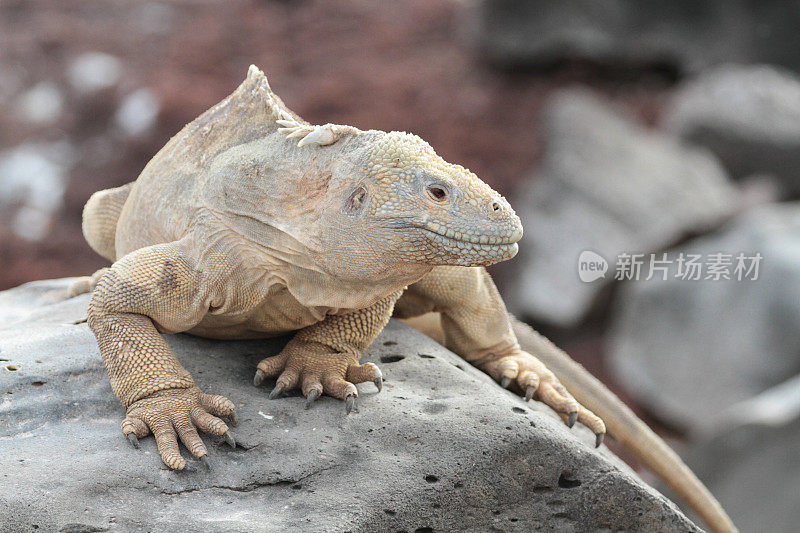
[475,0,746,72]
[475,1,800,74]
[608,203,800,431]
[0,279,698,532]
[506,89,738,327]
[684,374,800,533]
[664,64,800,197]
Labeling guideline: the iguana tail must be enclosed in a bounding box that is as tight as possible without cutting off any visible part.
[403,313,737,533]
[510,318,737,533]
[81,182,133,261]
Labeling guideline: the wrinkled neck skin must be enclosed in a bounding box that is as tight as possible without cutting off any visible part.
[199,132,432,310]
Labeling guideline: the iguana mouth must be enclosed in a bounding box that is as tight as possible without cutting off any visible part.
[422,221,522,246]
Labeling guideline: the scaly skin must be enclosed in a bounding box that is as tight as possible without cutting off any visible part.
[72,66,735,533]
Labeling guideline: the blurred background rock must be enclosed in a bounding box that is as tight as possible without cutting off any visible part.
[2,1,799,530]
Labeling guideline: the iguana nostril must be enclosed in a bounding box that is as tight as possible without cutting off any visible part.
[488,198,508,214]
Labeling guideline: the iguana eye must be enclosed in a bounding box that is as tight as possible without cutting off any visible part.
[426,183,448,202]
[346,186,367,213]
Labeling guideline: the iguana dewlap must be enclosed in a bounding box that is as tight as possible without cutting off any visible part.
[71,66,736,533]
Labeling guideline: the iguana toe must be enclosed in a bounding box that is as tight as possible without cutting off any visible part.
[524,385,537,402]
[568,411,578,428]
[482,351,606,443]
[574,406,606,443]
[305,389,321,409]
[595,432,605,448]
[123,387,233,470]
[255,349,381,413]
[344,362,382,391]
[67,267,109,298]
[67,277,92,298]
[268,382,286,400]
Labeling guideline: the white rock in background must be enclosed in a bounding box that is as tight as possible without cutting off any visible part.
[608,203,800,431]
[664,64,800,197]
[0,142,74,241]
[682,374,800,533]
[114,88,159,137]
[506,89,738,327]
[18,82,63,124]
[67,52,122,94]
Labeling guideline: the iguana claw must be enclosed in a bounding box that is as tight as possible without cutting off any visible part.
[200,455,211,471]
[595,433,605,448]
[253,369,266,387]
[256,351,376,412]
[305,389,320,409]
[229,410,238,427]
[269,382,286,400]
[568,411,578,428]
[223,431,236,448]
[182,462,197,473]
[500,376,511,388]
[127,433,139,449]
[525,385,536,402]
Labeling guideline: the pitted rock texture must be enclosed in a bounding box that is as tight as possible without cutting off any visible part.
[0,279,697,532]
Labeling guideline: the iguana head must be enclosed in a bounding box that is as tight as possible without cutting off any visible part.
[351,131,523,267]
[274,121,523,271]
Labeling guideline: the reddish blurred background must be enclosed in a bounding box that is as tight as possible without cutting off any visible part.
[0,0,671,291]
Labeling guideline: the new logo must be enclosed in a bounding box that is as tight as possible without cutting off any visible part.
[578,250,608,282]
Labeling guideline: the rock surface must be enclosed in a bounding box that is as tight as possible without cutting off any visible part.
[608,203,800,431]
[506,89,738,327]
[683,374,800,533]
[0,279,697,532]
[664,64,800,197]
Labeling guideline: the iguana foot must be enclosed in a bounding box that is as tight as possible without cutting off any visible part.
[67,268,109,297]
[122,386,237,470]
[481,351,606,446]
[253,350,382,413]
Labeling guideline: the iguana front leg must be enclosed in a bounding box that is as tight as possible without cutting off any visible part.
[396,266,606,444]
[253,290,403,411]
[88,242,237,470]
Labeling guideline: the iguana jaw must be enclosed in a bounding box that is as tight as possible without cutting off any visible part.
[379,210,522,266]
[421,220,523,245]
[417,226,520,265]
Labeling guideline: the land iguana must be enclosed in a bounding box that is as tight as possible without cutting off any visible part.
[69,66,736,533]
